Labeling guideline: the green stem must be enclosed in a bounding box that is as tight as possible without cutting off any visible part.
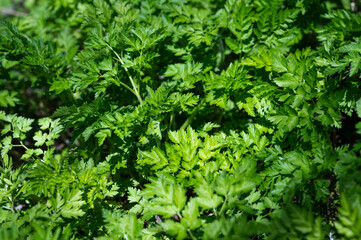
[219,196,228,216]
[116,76,138,96]
[9,195,15,212]
[217,38,225,70]
[19,140,28,150]
[188,229,197,240]
[169,112,175,130]
[180,98,206,130]
[97,70,136,97]
[12,144,24,147]
[105,43,143,104]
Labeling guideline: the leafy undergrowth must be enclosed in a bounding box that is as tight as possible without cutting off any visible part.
[1,0,361,239]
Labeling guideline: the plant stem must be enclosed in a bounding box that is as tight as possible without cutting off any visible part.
[116,76,138,96]
[188,229,197,240]
[169,112,175,130]
[19,140,29,150]
[217,38,225,70]
[9,195,15,213]
[180,98,206,130]
[105,43,143,104]
[219,196,228,216]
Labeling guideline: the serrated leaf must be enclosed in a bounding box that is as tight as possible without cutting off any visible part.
[128,187,142,203]
[274,73,300,89]
[38,118,52,130]
[161,220,187,240]
[195,181,222,209]
[168,130,180,144]
[1,136,12,158]
[272,54,288,73]
[60,189,85,218]
[33,131,48,146]
[181,199,201,230]
[139,147,168,170]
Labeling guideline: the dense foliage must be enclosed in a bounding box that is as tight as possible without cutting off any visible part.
[1,0,361,239]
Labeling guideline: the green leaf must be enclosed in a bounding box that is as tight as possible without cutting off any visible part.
[38,118,52,130]
[168,130,180,144]
[172,184,187,212]
[267,111,299,132]
[0,90,20,107]
[138,147,168,170]
[356,98,361,118]
[161,220,187,240]
[273,73,300,89]
[1,136,12,158]
[128,187,142,203]
[60,189,85,218]
[146,120,162,140]
[195,181,222,209]
[272,54,288,73]
[181,199,201,230]
[33,131,48,147]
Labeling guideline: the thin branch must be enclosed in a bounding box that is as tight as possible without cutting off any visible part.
[105,43,143,104]
[188,229,197,240]
[180,98,206,130]
[116,76,138,96]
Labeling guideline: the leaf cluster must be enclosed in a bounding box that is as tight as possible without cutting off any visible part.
[1,0,361,239]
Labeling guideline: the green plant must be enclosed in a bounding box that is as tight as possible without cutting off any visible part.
[1,0,361,239]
